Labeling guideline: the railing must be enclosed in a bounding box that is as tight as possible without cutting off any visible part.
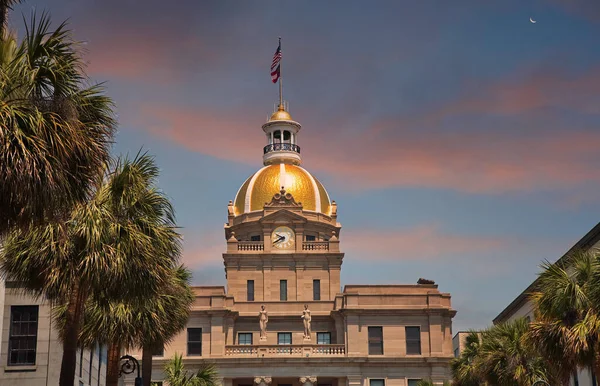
[263,143,301,154]
[224,344,345,357]
[238,241,264,251]
[302,241,329,251]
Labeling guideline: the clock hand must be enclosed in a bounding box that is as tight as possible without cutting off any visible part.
[273,235,285,243]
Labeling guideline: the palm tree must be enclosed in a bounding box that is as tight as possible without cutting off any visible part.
[140,266,195,386]
[0,153,181,386]
[163,353,218,386]
[477,318,549,386]
[0,12,115,235]
[70,265,194,386]
[0,0,20,36]
[451,331,482,386]
[529,249,600,383]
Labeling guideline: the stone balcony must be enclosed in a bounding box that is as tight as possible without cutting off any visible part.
[232,240,336,253]
[225,344,345,357]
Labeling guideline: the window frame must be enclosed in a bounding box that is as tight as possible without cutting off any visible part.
[187,328,202,356]
[369,379,385,386]
[407,380,421,386]
[8,305,39,366]
[247,280,255,302]
[238,332,253,345]
[316,332,331,345]
[305,234,316,242]
[152,344,164,357]
[277,332,292,345]
[313,279,321,301]
[368,326,384,355]
[280,279,288,301]
[405,326,422,355]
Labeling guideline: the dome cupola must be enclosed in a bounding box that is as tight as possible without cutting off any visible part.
[262,102,302,166]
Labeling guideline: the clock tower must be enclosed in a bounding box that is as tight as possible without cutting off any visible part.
[224,102,342,302]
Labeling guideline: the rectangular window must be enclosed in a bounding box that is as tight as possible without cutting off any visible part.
[238,333,253,345]
[407,380,420,386]
[280,280,287,301]
[317,332,331,345]
[305,235,316,241]
[313,279,321,301]
[250,235,261,241]
[247,280,255,301]
[187,328,202,356]
[406,326,422,355]
[368,326,383,355]
[278,332,292,345]
[152,344,164,357]
[8,306,39,366]
[370,380,385,386]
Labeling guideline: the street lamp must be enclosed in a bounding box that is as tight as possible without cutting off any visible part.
[532,380,550,386]
[120,354,143,386]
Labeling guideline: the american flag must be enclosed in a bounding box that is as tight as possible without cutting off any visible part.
[271,40,282,83]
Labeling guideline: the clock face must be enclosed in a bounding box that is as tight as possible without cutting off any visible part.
[272,226,295,250]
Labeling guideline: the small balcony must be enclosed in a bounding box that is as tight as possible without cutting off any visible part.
[225,344,345,357]
[302,241,329,251]
[263,143,301,154]
[237,241,264,251]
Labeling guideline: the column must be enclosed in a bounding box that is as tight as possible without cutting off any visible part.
[300,377,317,386]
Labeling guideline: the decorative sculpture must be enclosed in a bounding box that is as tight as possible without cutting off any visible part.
[259,305,268,340]
[301,304,311,339]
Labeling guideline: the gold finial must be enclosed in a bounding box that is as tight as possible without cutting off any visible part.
[269,104,292,121]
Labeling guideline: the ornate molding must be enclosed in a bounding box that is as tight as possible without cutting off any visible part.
[300,377,317,385]
[264,187,302,208]
[254,377,273,385]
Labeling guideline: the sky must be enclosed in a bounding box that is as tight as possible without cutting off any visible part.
[11,0,600,332]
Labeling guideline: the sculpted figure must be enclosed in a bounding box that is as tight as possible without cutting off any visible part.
[301,304,311,339]
[259,305,268,340]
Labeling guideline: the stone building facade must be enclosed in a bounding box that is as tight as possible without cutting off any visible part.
[127,103,456,386]
[0,279,107,386]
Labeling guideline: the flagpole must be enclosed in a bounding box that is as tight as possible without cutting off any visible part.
[278,37,283,108]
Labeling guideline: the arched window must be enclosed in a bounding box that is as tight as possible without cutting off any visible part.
[283,131,291,142]
[273,130,282,143]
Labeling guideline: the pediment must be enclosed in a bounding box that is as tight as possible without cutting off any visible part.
[259,208,307,225]
[263,188,303,209]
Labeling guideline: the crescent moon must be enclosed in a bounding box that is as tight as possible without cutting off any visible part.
[530,17,536,23]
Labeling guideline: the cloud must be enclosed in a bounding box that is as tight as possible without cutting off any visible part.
[135,64,600,196]
[181,229,224,269]
[342,224,507,261]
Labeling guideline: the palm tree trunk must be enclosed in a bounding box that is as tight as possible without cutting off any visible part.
[142,342,154,386]
[58,284,88,386]
[106,341,122,386]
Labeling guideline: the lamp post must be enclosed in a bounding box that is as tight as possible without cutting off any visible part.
[120,354,143,386]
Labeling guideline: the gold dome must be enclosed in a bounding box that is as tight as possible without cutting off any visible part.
[234,164,331,216]
[269,105,292,121]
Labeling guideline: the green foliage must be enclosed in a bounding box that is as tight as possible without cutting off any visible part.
[163,353,219,386]
[0,12,115,234]
[451,320,551,386]
[529,249,600,382]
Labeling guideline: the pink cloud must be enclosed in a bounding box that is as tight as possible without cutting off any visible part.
[181,230,225,269]
[342,224,506,261]
[135,65,600,196]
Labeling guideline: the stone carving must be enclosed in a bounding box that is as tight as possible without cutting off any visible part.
[227,200,234,216]
[254,377,272,386]
[264,187,302,208]
[331,200,337,216]
[417,278,435,285]
[301,304,311,339]
[259,305,268,340]
[299,377,317,386]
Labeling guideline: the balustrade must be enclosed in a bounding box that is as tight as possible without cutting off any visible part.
[238,241,264,251]
[302,241,329,251]
[224,344,345,357]
[264,143,301,154]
